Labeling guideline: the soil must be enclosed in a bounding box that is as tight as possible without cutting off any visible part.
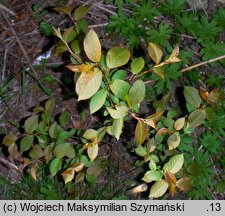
[0,0,224,200]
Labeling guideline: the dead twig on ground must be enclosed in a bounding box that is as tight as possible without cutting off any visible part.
[0,10,50,95]
[0,3,16,16]
[181,54,225,73]
[0,158,20,171]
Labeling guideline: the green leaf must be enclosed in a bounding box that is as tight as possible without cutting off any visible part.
[128,80,146,106]
[45,98,55,111]
[59,112,70,127]
[58,129,76,141]
[163,154,184,174]
[70,40,81,54]
[167,132,181,150]
[149,160,157,171]
[39,21,53,36]
[90,89,107,114]
[147,138,157,153]
[149,180,169,198]
[153,67,165,79]
[50,158,62,176]
[142,171,163,183]
[106,46,130,69]
[135,121,148,145]
[54,143,75,158]
[111,118,123,140]
[24,115,39,133]
[111,70,127,80]
[80,155,92,167]
[184,86,202,108]
[76,19,88,34]
[49,122,59,138]
[135,146,148,157]
[86,174,97,184]
[20,135,34,152]
[188,109,206,128]
[62,27,77,43]
[83,29,101,62]
[76,68,102,101]
[131,57,145,74]
[110,79,130,100]
[86,161,103,176]
[107,105,128,119]
[29,145,43,159]
[52,42,67,56]
[74,5,89,21]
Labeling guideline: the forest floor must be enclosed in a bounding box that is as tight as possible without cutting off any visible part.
[0,0,225,200]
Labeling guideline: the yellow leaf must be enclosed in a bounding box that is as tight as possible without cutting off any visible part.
[169,184,176,197]
[157,127,170,135]
[76,67,102,101]
[72,162,84,172]
[176,177,192,191]
[149,180,169,198]
[199,86,209,101]
[144,119,157,129]
[144,111,164,129]
[66,64,94,73]
[61,167,75,184]
[164,171,177,185]
[83,129,98,140]
[135,121,148,145]
[148,42,163,64]
[53,6,74,15]
[107,105,128,119]
[82,143,92,150]
[153,66,165,79]
[174,117,185,131]
[87,143,99,161]
[75,172,85,183]
[167,132,181,150]
[208,88,223,105]
[165,46,181,64]
[30,163,38,181]
[83,29,101,62]
[147,111,164,122]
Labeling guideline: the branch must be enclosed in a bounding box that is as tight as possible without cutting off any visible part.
[181,55,225,73]
[0,3,16,16]
[0,158,20,171]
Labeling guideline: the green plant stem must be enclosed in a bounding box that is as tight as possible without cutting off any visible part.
[61,38,82,64]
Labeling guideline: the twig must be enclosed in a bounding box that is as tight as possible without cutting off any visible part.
[181,55,225,73]
[0,158,20,171]
[0,10,49,95]
[94,3,117,15]
[0,3,16,16]
[2,45,8,82]
[89,23,109,28]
